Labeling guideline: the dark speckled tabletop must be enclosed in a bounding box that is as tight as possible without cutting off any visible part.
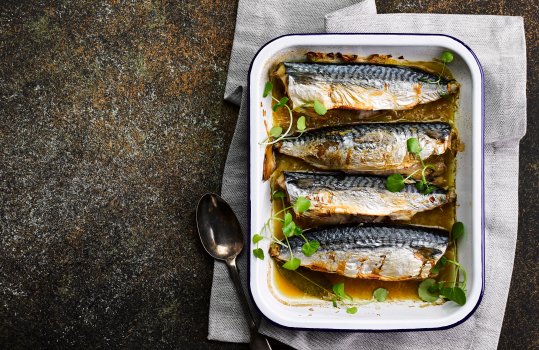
[0,1,537,349]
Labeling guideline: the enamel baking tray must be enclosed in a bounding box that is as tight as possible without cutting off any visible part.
[248,34,484,331]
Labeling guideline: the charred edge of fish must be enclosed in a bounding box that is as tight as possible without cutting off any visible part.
[271,63,288,96]
[262,145,276,181]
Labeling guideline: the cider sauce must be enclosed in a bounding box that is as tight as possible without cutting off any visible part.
[268,58,458,302]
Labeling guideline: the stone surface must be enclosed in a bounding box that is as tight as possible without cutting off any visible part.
[0,1,536,349]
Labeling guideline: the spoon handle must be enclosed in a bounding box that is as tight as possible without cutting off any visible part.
[226,258,272,350]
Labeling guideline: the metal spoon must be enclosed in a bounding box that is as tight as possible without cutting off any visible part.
[196,193,272,350]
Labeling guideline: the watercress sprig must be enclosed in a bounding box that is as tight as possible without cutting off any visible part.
[331,282,359,314]
[260,81,324,145]
[418,221,468,305]
[419,51,454,96]
[251,191,319,271]
[385,137,437,194]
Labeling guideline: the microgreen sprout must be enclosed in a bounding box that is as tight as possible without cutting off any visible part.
[313,100,327,115]
[418,51,454,96]
[440,51,454,64]
[452,221,465,241]
[373,288,389,302]
[346,306,358,314]
[272,97,289,112]
[263,81,273,98]
[329,282,358,313]
[332,282,352,301]
[251,194,318,272]
[418,222,468,305]
[260,82,329,145]
[260,81,325,146]
[385,137,437,195]
[252,233,265,260]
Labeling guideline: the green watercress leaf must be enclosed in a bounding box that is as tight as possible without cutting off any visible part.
[272,190,285,199]
[313,100,327,115]
[440,287,466,305]
[428,283,441,294]
[415,180,426,192]
[282,220,296,238]
[297,116,307,131]
[252,234,264,244]
[452,221,465,241]
[269,126,282,138]
[430,256,447,275]
[284,212,293,226]
[385,173,405,192]
[302,240,320,257]
[440,51,454,64]
[346,307,358,314]
[424,184,436,195]
[407,138,422,154]
[294,196,311,213]
[418,278,439,302]
[373,288,389,302]
[293,226,303,236]
[282,257,301,271]
[263,81,273,97]
[332,298,338,308]
[282,213,296,237]
[272,97,289,111]
[332,282,345,299]
[253,248,265,260]
[332,282,352,301]
[438,256,448,266]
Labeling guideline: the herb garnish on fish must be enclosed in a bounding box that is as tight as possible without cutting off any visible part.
[331,282,359,314]
[260,81,325,146]
[385,137,439,194]
[417,221,468,305]
[251,190,320,271]
[418,51,455,97]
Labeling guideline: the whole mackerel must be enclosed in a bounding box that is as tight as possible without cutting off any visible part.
[270,224,448,281]
[277,62,459,111]
[275,122,453,172]
[284,171,454,222]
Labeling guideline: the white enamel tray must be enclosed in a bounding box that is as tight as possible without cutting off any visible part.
[248,34,484,331]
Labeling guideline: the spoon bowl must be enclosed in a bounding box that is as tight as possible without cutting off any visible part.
[196,193,243,261]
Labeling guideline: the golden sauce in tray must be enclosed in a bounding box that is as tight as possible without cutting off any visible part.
[266,56,459,302]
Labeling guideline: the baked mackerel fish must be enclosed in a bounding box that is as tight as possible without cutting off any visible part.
[270,224,449,281]
[275,122,453,172]
[275,62,459,111]
[284,171,454,222]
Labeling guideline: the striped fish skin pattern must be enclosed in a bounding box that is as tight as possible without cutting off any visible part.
[276,122,452,172]
[270,224,449,281]
[284,171,454,222]
[283,62,459,111]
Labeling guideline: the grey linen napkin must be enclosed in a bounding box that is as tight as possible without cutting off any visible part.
[209,1,526,349]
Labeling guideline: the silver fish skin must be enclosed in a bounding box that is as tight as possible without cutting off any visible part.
[282,62,459,111]
[270,224,448,281]
[284,171,454,222]
[276,122,453,172]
